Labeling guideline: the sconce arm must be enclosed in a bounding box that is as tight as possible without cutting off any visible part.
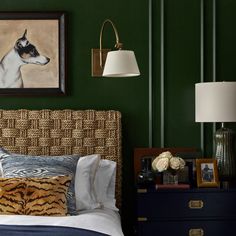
[99,19,123,68]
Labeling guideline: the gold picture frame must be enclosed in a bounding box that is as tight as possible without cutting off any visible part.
[196,159,219,187]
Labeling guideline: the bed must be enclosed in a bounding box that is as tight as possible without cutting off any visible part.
[0,109,123,236]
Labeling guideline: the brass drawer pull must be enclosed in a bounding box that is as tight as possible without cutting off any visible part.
[137,217,147,221]
[189,228,204,236]
[188,200,204,209]
[137,189,147,193]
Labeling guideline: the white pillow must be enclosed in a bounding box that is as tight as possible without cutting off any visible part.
[94,159,118,211]
[75,154,101,211]
[0,162,3,177]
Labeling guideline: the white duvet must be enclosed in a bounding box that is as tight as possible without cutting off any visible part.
[0,208,124,236]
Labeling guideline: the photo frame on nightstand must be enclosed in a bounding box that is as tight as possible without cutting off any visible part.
[196,158,219,188]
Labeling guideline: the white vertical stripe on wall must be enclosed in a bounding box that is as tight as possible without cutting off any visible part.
[200,0,205,154]
[212,0,216,154]
[160,0,165,148]
[148,0,153,148]
[213,0,216,83]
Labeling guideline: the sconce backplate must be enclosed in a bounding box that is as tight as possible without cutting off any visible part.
[91,48,111,77]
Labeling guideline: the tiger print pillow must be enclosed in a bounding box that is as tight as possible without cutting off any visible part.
[0,177,26,215]
[0,176,71,216]
[0,148,79,215]
[25,175,71,216]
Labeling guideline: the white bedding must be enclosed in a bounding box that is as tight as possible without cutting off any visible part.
[0,208,124,236]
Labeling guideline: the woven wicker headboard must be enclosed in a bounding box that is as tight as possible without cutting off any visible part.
[0,109,122,208]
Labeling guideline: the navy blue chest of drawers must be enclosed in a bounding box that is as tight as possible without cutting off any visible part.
[135,187,236,236]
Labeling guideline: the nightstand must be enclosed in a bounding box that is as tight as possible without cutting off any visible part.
[135,187,236,236]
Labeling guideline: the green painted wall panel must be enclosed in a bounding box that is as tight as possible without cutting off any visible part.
[151,0,201,149]
[164,0,201,147]
[217,0,236,81]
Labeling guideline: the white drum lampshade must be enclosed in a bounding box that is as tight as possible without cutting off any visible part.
[195,82,236,122]
[102,50,140,77]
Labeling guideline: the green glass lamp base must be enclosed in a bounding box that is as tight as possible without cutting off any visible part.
[215,125,236,181]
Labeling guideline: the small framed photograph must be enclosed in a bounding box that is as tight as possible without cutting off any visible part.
[196,159,219,187]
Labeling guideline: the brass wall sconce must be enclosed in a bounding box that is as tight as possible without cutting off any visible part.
[91,19,140,77]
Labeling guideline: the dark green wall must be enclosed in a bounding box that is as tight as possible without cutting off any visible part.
[0,0,236,235]
[0,1,149,235]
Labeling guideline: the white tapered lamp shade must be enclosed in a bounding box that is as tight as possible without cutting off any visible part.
[195,81,236,181]
[102,50,140,77]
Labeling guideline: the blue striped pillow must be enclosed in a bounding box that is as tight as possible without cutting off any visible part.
[0,148,80,215]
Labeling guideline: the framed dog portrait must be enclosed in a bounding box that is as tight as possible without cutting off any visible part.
[196,159,219,188]
[0,12,66,96]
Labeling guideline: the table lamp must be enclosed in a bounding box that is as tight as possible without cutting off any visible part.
[195,81,236,181]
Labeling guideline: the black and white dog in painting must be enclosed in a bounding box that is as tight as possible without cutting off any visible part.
[0,29,50,88]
